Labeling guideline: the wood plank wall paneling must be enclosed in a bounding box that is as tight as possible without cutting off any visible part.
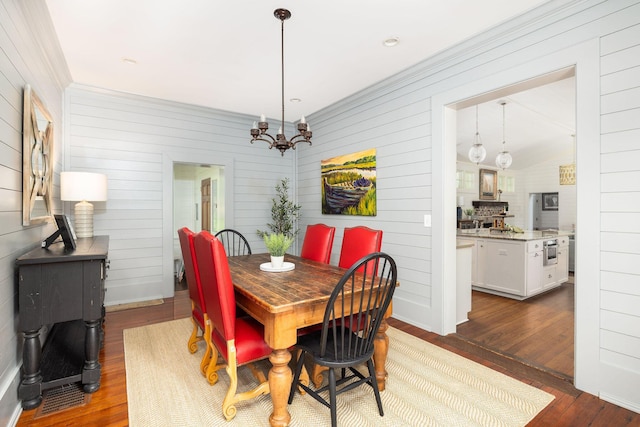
[297,0,640,412]
[2,0,640,420]
[0,0,72,422]
[65,85,295,304]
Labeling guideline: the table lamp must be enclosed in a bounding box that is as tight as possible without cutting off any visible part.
[61,171,108,238]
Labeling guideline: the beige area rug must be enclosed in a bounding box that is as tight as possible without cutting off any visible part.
[124,318,553,426]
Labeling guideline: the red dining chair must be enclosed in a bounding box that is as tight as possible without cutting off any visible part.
[177,227,211,376]
[300,224,336,264]
[338,226,383,272]
[193,231,272,420]
[308,226,384,387]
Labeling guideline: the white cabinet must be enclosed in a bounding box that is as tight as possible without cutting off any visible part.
[526,250,543,295]
[556,236,569,284]
[481,239,526,296]
[456,240,473,324]
[467,235,569,300]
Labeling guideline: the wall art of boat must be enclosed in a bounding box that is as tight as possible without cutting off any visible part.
[323,177,372,213]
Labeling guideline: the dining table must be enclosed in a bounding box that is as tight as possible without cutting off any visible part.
[226,253,395,427]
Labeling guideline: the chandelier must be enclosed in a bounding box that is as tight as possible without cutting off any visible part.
[467,105,486,164]
[250,9,312,156]
[495,101,513,169]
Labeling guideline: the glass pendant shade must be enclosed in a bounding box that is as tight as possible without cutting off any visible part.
[495,101,511,169]
[468,105,486,164]
[495,150,512,169]
[468,143,487,164]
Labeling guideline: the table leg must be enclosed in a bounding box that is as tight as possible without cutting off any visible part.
[19,329,43,409]
[268,348,292,427]
[373,319,390,391]
[82,319,102,393]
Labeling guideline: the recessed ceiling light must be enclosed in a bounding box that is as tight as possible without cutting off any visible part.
[290,98,301,103]
[383,37,399,47]
[122,58,138,65]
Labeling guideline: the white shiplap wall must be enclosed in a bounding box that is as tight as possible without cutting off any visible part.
[299,0,640,413]
[64,85,296,305]
[0,1,71,424]
[598,15,640,407]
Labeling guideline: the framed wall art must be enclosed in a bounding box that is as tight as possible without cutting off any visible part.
[23,84,54,225]
[542,192,559,210]
[321,149,376,216]
[479,168,497,200]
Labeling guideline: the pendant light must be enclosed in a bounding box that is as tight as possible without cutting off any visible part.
[467,105,486,164]
[495,101,512,170]
[250,9,312,156]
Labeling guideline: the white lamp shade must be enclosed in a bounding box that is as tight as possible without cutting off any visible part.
[61,172,108,201]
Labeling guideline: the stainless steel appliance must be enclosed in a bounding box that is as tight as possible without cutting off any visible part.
[543,239,558,265]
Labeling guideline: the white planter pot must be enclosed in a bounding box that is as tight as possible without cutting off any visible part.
[270,255,284,269]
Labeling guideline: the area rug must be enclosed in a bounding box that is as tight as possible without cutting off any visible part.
[124,318,553,426]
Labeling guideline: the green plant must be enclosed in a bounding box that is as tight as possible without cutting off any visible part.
[257,178,301,239]
[464,208,475,217]
[262,233,294,257]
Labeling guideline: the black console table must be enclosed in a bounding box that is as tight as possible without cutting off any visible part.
[16,235,109,409]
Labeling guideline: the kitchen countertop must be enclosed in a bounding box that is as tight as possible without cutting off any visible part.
[457,229,574,241]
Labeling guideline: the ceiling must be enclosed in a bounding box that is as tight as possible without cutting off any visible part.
[455,76,576,170]
[44,0,573,169]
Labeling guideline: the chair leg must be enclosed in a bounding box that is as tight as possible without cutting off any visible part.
[205,342,224,385]
[222,344,270,421]
[328,368,337,427]
[288,350,307,404]
[199,321,212,376]
[367,359,384,416]
[311,363,328,387]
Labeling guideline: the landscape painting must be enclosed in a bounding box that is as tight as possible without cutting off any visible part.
[321,149,376,216]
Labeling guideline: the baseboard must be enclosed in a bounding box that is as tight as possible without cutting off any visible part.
[0,367,23,427]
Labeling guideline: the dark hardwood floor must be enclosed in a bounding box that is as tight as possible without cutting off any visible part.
[16,286,639,426]
[456,281,574,381]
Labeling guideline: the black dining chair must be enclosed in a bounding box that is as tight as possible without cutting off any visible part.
[214,229,252,256]
[288,252,398,427]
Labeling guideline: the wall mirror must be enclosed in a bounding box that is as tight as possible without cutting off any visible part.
[23,84,54,225]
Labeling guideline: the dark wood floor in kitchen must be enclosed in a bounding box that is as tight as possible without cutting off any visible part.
[456,280,575,381]
[16,282,639,427]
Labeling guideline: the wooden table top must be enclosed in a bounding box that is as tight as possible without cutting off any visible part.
[226,253,347,315]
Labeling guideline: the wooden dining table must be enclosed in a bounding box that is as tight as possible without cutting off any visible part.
[226,253,394,427]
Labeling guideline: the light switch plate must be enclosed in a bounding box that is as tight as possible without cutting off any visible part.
[424,214,432,227]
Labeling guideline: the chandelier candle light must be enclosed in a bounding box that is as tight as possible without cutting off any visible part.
[250,9,312,156]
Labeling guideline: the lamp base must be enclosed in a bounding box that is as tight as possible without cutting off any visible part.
[74,200,94,238]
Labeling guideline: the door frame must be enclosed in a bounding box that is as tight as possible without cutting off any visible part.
[162,152,234,298]
[431,39,600,394]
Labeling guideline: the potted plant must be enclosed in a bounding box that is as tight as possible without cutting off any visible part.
[464,208,475,219]
[257,178,301,239]
[263,233,294,268]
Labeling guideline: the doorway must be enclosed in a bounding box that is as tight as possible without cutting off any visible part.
[451,72,577,379]
[173,163,225,284]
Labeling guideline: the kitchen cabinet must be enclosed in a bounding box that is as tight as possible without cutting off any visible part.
[463,231,571,300]
[481,239,526,296]
[456,239,474,324]
[526,249,544,295]
[556,236,569,284]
